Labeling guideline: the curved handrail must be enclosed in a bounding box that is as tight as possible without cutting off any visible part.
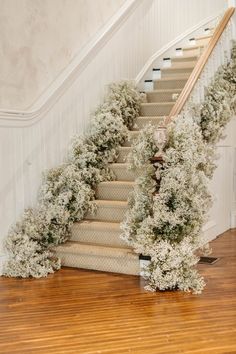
[166,7,235,124]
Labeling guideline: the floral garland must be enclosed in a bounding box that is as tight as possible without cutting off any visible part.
[121,43,236,293]
[3,81,142,278]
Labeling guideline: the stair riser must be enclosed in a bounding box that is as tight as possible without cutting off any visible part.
[134,117,164,129]
[57,251,140,275]
[123,132,139,146]
[86,205,127,222]
[168,61,196,69]
[71,226,127,248]
[140,104,174,116]
[161,68,193,78]
[117,148,131,163]
[96,185,133,201]
[182,48,204,56]
[110,165,136,181]
[146,91,181,103]
[154,79,188,90]
[171,56,198,63]
[195,37,210,47]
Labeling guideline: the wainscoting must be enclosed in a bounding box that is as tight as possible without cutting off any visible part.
[0,229,235,354]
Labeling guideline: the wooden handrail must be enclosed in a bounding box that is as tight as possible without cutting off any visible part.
[166,7,235,124]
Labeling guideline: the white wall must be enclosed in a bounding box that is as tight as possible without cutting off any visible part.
[0,0,125,110]
[204,116,236,242]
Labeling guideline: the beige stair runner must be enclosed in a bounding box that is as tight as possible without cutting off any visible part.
[54,34,212,275]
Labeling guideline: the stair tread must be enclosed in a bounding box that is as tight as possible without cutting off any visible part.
[147,89,182,93]
[95,199,128,207]
[161,62,195,70]
[118,146,132,150]
[141,102,175,106]
[172,54,199,61]
[183,44,206,50]
[98,181,134,186]
[136,115,165,118]
[55,241,136,258]
[74,219,121,229]
[154,75,189,82]
[110,162,129,167]
[195,34,212,40]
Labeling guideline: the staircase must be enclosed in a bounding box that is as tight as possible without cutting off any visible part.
[54,33,212,275]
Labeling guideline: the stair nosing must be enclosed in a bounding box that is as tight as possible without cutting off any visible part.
[98,181,134,186]
[146,89,182,93]
[182,44,205,51]
[141,102,175,107]
[195,34,212,40]
[73,219,121,229]
[95,200,128,207]
[55,241,136,258]
[161,65,195,71]
[153,75,189,82]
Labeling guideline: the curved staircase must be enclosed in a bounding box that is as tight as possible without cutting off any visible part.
[54,33,213,275]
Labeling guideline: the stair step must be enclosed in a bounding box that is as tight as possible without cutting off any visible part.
[183,43,206,51]
[195,35,211,47]
[86,200,128,222]
[134,116,164,129]
[154,75,189,90]
[140,102,174,116]
[171,55,199,63]
[196,34,212,41]
[167,61,196,69]
[110,163,136,181]
[54,241,140,275]
[117,147,131,163]
[161,70,193,79]
[123,131,140,146]
[71,220,127,248]
[96,180,134,201]
[146,89,182,103]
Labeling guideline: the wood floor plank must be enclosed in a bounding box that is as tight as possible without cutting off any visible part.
[0,229,236,354]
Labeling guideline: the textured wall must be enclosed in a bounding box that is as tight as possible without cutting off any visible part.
[0,0,125,109]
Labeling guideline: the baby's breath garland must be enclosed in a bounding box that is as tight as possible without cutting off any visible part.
[122,44,236,293]
[3,82,142,278]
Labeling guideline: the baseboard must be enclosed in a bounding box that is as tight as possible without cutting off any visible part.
[230,210,236,228]
[202,220,217,243]
[0,254,6,276]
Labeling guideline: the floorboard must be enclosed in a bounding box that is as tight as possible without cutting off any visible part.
[0,229,236,354]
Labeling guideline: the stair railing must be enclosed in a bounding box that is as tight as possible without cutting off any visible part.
[165,7,235,124]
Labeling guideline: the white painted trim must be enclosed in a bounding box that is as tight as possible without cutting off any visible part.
[231,209,236,228]
[0,0,142,127]
[202,220,217,243]
[135,11,222,84]
[0,254,6,276]
[202,220,217,233]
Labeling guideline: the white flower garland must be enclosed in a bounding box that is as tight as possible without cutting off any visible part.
[122,43,236,293]
[3,81,142,278]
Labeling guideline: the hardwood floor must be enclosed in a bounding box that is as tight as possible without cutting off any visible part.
[0,229,236,354]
